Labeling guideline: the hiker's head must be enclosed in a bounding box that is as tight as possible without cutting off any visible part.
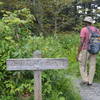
[83,16,94,26]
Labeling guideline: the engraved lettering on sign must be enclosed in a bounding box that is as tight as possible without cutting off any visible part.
[7,58,68,70]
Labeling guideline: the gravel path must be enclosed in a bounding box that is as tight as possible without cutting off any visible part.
[75,80,100,100]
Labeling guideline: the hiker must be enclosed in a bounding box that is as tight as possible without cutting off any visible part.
[77,16,100,86]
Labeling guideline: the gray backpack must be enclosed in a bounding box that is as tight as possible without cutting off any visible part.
[87,26,100,54]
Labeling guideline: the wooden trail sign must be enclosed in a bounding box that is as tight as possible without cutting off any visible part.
[7,58,68,71]
[6,50,68,100]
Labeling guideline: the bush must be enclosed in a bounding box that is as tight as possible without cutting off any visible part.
[0,8,35,40]
[0,7,83,100]
[0,31,81,100]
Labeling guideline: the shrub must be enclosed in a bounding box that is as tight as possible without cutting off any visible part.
[0,32,81,100]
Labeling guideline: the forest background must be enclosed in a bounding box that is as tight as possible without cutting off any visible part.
[0,0,100,100]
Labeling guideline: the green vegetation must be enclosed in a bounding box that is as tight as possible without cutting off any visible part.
[0,8,81,100]
[0,25,81,99]
[0,0,100,100]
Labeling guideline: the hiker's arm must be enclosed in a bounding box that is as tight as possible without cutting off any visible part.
[78,38,84,54]
[76,28,86,61]
[98,29,100,34]
[76,37,84,61]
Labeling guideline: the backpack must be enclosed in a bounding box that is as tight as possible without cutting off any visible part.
[87,26,100,54]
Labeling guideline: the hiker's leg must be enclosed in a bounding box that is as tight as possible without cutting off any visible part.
[88,54,96,84]
[79,50,89,82]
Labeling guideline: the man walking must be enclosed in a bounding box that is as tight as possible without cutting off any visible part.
[77,16,100,86]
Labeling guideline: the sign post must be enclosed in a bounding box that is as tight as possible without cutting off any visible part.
[33,50,42,100]
[7,50,68,100]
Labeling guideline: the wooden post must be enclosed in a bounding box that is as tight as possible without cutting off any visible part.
[33,50,42,100]
[34,71,42,100]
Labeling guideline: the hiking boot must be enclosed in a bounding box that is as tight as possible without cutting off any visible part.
[80,81,88,85]
[87,83,92,86]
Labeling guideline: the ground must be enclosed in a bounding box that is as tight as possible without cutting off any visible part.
[76,80,100,100]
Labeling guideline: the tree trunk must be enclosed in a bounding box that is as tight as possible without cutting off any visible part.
[32,0,44,35]
[54,16,57,34]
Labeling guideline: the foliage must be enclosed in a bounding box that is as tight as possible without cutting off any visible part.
[0,0,81,35]
[0,8,81,100]
[0,12,100,98]
[0,25,81,100]
[0,8,35,40]
[1,0,99,35]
